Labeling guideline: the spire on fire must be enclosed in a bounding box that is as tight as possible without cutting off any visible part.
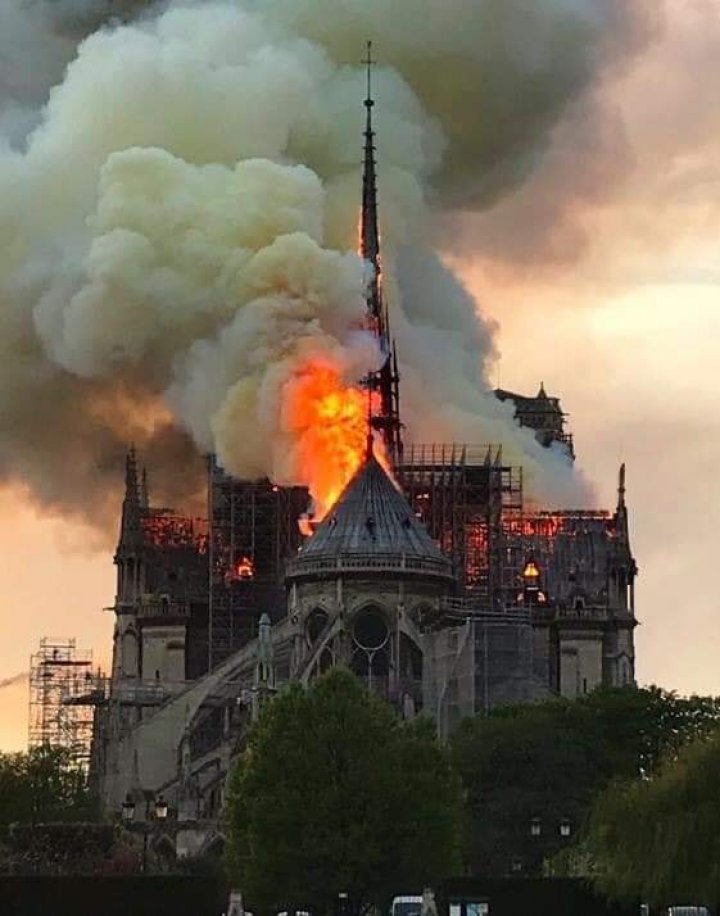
[361,40,403,467]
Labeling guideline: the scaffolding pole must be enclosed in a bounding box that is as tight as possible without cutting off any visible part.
[28,638,95,772]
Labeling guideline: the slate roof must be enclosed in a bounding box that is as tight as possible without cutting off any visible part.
[288,450,453,579]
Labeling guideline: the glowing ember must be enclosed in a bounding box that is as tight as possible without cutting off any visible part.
[283,359,384,521]
[297,516,315,537]
[234,556,254,579]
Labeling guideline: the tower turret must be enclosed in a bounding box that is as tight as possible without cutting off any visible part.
[112,446,145,683]
[117,446,142,554]
[115,445,145,608]
[611,463,636,615]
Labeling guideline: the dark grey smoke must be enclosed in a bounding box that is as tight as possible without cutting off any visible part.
[0,0,663,531]
[0,672,28,690]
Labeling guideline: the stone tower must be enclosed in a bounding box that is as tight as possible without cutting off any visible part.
[111,446,144,683]
[110,447,209,691]
[285,441,455,715]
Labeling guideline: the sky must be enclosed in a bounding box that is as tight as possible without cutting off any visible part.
[1,0,720,751]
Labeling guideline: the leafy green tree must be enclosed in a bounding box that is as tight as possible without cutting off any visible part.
[225,668,461,915]
[0,746,97,833]
[451,686,720,877]
[452,700,598,876]
[584,727,720,907]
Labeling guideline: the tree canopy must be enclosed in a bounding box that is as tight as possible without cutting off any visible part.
[225,668,461,915]
[584,727,720,907]
[0,745,96,833]
[451,686,720,877]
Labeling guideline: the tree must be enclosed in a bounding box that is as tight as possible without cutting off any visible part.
[0,745,97,833]
[584,727,720,907]
[452,699,598,876]
[225,668,461,915]
[451,686,720,877]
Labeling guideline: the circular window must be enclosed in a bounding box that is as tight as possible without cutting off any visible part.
[353,609,389,651]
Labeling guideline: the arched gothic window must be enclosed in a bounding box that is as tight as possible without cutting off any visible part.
[350,606,390,692]
[306,608,329,644]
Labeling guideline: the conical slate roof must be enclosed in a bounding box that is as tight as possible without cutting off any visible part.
[286,449,453,581]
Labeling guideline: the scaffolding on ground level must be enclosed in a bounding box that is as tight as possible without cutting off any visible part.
[28,638,96,771]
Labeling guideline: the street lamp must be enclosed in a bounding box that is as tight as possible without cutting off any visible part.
[121,794,136,824]
[154,795,168,822]
[120,792,169,873]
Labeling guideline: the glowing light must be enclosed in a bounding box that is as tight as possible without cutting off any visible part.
[298,516,315,537]
[523,559,541,580]
[234,556,254,580]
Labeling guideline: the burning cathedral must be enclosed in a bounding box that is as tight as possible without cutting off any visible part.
[85,57,637,856]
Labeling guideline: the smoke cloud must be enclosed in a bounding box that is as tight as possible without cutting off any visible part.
[0,672,28,691]
[0,0,659,528]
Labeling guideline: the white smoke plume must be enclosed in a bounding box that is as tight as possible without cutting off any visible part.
[0,0,658,527]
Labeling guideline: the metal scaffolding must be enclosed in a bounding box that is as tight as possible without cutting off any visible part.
[28,638,95,771]
[396,444,523,604]
[207,457,308,669]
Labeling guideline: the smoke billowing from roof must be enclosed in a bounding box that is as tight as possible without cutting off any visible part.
[0,0,657,531]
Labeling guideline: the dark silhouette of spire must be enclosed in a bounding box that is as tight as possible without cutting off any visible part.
[140,466,149,509]
[612,462,636,615]
[361,42,381,278]
[117,444,143,553]
[616,462,629,544]
[360,40,403,466]
[124,445,139,508]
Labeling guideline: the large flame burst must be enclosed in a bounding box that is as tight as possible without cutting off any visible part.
[282,359,382,520]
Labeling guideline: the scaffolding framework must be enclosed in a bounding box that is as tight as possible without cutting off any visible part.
[396,444,523,604]
[207,457,308,669]
[28,638,95,771]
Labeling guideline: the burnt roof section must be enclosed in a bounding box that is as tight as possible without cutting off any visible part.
[294,451,450,566]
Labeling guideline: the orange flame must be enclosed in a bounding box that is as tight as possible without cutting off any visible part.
[283,359,383,521]
[234,556,254,580]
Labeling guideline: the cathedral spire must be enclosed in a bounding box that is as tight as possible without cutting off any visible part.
[361,40,381,280]
[124,444,140,508]
[615,462,629,546]
[140,466,149,510]
[360,40,403,466]
[617,462,626,511]
[117,444,142,554]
